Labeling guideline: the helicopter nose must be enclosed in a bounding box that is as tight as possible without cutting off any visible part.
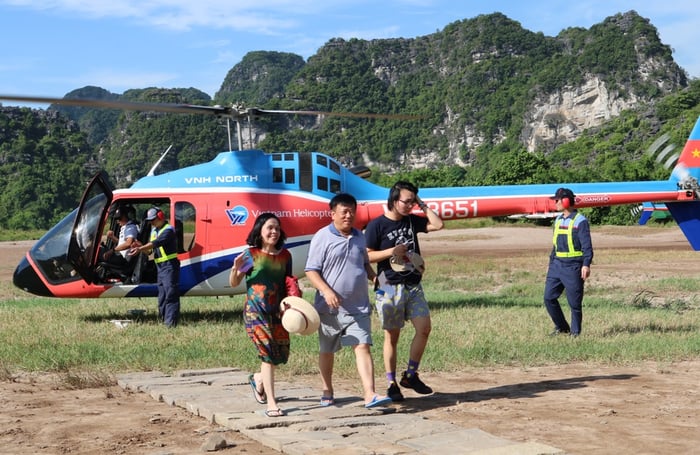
[13,256,53,297]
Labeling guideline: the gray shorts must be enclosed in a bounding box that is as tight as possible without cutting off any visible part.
[375,283,430,330]
[319,312,372,353]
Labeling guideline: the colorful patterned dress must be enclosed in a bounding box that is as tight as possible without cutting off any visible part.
[243,247,292,365]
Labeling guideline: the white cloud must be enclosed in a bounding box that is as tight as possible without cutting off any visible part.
[2,0,320,32]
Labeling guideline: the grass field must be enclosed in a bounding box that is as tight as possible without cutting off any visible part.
[2,224,699,387]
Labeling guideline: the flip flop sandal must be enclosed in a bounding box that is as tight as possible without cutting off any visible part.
[248,374,267,404]
[264,408,286,417]
[365,395,392,408]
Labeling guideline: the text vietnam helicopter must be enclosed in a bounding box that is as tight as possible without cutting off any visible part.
[4,94,700,299]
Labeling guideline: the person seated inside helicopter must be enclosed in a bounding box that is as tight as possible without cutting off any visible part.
[98,205,140,281]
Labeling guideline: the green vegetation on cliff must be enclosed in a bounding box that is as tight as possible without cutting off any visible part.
[0,11,694,230]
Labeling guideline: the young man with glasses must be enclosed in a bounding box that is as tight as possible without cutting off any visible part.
[365,181,444,401]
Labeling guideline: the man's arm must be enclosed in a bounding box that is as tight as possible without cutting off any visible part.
[416,196,444,231]
[578,219,593,281]
[305,269,331,295]
[579,220,594,267]
[367,247,394,264]
[364,263,377,282]
[305,269,341,310]
[115,236,135,254]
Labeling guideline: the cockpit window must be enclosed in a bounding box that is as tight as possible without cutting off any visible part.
[30,209,80,284]
[175,201,196,253]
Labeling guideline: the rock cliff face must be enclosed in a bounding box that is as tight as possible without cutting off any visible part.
[392,75,650,170]
[523,76,638,153]
[359,71,661,170]
[51,11,689,176]
[424,47,684,169]
[402,64,684,170]
[284,11,687,171]
[521,52,684,155]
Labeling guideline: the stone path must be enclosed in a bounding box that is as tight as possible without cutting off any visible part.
[117,367,565,454]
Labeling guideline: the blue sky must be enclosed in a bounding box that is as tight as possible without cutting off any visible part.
[1,1,697,108]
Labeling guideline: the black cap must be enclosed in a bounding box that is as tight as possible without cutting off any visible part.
[550,187,575,200]
[113,205,134,219]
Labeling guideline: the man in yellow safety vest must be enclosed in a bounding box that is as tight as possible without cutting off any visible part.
[131,207,181,327]
[544,188,593,338]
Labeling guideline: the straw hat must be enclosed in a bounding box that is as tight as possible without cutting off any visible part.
[281,296,320,336]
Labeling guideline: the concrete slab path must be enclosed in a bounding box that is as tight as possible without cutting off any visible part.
[117,367,565,454]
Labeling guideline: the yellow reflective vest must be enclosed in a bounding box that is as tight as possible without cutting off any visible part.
[553,213,584,258]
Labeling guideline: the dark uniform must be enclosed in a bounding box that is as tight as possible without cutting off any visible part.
[544,207,593,336]
[150,222,180,327]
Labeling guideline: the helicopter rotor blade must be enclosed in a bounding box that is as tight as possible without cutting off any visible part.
[250,108,422,121]
[0,94,231,116]
[0,94,421,121]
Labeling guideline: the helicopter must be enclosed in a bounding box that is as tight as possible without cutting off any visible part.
[3,94,700,299]
[631,202,671,225]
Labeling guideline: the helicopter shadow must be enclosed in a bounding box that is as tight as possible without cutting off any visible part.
[81,308,245,325]
[396,373,637,413]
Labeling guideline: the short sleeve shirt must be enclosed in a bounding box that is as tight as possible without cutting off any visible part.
[305,223,371,315]
[118,221,139,259]
[365,214,428,285]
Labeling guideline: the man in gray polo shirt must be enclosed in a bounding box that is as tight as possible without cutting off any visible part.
[305,193,391,409]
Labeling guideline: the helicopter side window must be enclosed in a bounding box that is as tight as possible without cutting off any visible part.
[273,167,283,183]
[175,201,196,253]
[285,168,295,184]
[299,153,312,192]
[272,153,295,161]
[317,176,328,192]
[272,167,296,184]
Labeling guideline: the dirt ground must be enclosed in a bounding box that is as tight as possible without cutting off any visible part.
[1,226,699,454]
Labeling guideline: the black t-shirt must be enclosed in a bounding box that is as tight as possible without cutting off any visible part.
[365,214,429,285]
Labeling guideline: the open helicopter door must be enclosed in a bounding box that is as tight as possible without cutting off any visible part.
[67,171,114,284]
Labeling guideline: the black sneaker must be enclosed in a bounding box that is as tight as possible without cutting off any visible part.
[387,381,404,402]
[399,371,433,394]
